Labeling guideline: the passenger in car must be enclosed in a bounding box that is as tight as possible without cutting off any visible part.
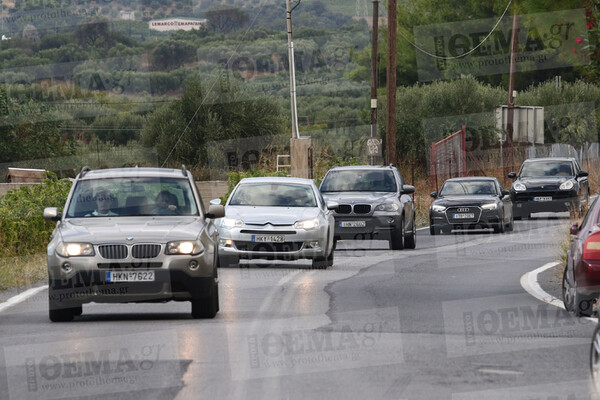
[152,190,179,215]
[86,188,118,217]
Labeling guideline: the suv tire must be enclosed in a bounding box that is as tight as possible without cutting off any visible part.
[191,284,219,318]
[389,217,405,250]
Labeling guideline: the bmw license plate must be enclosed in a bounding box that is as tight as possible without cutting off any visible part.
[106,271,155,282]
[252,235,285,243]
[452,213,474,219]
[533,196,552,202]
[340,221,366,228]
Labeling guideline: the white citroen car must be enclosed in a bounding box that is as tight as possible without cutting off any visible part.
[217,177,337,269]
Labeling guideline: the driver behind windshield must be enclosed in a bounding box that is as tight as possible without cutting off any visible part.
[86,187,118,217]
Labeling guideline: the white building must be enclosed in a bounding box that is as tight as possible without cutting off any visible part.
[148,18,207,32]
[119,11,135,21]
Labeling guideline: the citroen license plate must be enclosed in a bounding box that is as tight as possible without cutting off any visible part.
[252,235,285,243]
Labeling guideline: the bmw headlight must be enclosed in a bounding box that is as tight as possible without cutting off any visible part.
[431,204,446,212]
[294,218,319,230]
[559,180,575,190]
[221,217,243,228]
[481,203,498,210]
[166,240,204,255]
[56,243,95,257]
[375,203,400,212]
[513,182,526,192]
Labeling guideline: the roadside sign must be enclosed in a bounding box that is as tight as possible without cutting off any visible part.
[367,138,382,157]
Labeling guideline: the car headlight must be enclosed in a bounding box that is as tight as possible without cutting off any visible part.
[375,203,400,212]
[559,180,575,190]
[431,204,446,212]
[294,218,319,230]
[56,243,95,257]
[481,203,498,210]
[166,240,204,255]
[513,182,526,192]
[221,217,243,228]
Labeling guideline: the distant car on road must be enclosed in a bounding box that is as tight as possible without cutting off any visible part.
[509,157,590,219]
[319,165,416,250]
[429,177,513,234]
[43,166,225,321]
[562,196,600,317]
[218,177,336,269]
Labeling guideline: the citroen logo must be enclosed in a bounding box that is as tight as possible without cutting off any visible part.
[457,208,469,212]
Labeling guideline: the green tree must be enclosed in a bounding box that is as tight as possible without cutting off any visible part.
[141,77,285,167]
[152,40,196,71]
[205,6,249,34]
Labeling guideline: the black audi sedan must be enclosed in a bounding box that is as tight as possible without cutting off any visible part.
[429,177,513,235]
[508,157,590,219]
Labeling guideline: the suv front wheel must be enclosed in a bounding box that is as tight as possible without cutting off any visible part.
[389,216,404,250]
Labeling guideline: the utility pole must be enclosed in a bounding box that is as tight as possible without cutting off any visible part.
[286,0,300,140]
[505,12,519,175]
[386,0,397,166]
[370,0,379,166]
[286,0,311,179]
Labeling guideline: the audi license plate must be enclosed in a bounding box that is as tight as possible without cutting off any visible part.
[106,271,155,282]
[252,235,285,243]
[453,213,475,219]
[340,221,366,228]
[534,196,552,202]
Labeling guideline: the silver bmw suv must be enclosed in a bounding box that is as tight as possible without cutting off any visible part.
[43,166,225,321]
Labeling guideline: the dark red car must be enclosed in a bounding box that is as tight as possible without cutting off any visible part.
[563,196,600,317]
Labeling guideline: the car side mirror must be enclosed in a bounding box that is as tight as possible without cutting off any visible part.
[326,201,339,211]
[209,198,222,206]
[205,204,225,219]
[570,223,579,235]
[402,185,415,195]
[430,192,437,199]
[577,170,589,178]
[501,189,510,197]
[508,172,516,179]
[43,207,61,221]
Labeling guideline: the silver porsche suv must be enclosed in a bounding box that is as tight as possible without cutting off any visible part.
[43,166,225,321]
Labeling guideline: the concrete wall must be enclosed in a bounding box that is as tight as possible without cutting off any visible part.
[195,181,229,208]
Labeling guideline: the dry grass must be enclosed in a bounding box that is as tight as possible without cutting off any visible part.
[0,253,47,292]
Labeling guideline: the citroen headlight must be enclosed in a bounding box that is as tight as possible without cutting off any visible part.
[56,243,95,257]
[375,203,400,212]
[513,182,526,192]
[559,180,574,190]
[294,218,319,230]
[166,240,204,255]
[221,217,243,228]
[431,204,446,212]
[481,203,498,210]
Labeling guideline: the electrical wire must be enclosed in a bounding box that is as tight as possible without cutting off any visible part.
[160,5,268,167]
[398,0,512,60]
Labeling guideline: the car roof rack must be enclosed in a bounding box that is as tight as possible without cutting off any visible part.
[181,164,187,177]
[79,166,91,178]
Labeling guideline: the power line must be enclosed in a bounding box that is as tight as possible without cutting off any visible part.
[398,0,512,60]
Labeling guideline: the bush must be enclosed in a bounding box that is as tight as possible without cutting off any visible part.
[0,172,72,257]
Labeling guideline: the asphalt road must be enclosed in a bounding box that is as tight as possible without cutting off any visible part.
[0,214,597,400]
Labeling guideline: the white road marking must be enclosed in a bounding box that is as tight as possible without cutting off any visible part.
[0,285,48,314]
[477,368,524,375]
[520,261,597,322]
